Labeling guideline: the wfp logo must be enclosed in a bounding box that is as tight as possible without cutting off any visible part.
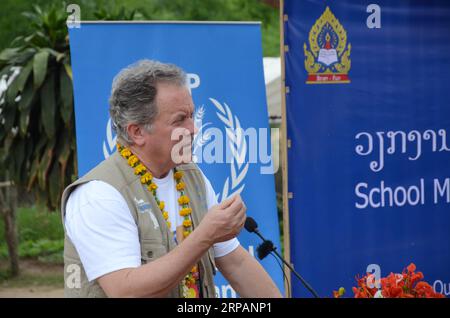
[103,97,277,202]
[102,118,117,159]
[193,98,249,202]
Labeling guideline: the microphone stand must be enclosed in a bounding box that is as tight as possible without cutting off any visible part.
[253,230,320,298]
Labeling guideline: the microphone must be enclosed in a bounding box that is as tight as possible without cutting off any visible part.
[244,217,258,233]
[256,240,274,260]
[245,217,320,298]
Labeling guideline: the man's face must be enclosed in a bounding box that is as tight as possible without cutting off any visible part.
[142,82,197,167]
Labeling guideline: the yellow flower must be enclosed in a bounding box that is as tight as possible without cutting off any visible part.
[174,171,184,181]
[127,155,139,167]
[140,173,153,184]
[166,221,171,229]
[178,195,190,205]
[183,231,190,238]
[162,211,169,220]
[147,183,158,191]
[120,148,131,158]
[176,182,185,191]
[134,164,146,175]
[183,219,192,227]
[179,207,192,216]
[159,201,165,211]
[191,265,198,273]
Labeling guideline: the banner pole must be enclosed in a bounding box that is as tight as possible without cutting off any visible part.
[279,0,292,298]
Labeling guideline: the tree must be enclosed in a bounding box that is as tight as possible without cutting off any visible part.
[0,4,76,211]
[0,2,145,275]
[0,4,75,276]
[0,178,19,276]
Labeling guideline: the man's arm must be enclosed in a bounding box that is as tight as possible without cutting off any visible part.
[215,245,283,298]
[98,223,211,297]
[98,194,246,298]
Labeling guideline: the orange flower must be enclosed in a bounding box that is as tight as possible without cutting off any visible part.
[407,263,416,273]
[183,219,192,227]
[174,170,184,180]
[352,263,446,298]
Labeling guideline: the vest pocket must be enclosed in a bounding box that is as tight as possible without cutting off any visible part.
[140,239,167,264]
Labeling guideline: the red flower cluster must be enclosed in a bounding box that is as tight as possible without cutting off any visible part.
[350,263,445,298]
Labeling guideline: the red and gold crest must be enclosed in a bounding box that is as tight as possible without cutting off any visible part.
[304,7,351,84]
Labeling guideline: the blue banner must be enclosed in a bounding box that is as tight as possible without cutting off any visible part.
[68,22,283,297]
[285,0,450,297]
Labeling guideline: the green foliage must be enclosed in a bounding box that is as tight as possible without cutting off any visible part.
[0,3,76,210]
[0,0,279,56]
[0,206,63,263]
[18,239,63,258]
[0,270,63,287]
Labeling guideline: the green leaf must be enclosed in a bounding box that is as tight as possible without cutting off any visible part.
[27,137,47,190]
[15,59,33,93]
[18,78,34,111]
[37,139,55,190]
[42,47,65,62]
[0,47,21,61]
[19,81,35,136]
[19,107,31,136]
[60,66,73,125]
[5,71,20,105]
[2,102,17,133]
[33,50,49,89]
[40,72,56,138]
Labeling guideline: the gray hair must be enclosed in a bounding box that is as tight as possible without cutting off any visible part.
[109,59,187,145]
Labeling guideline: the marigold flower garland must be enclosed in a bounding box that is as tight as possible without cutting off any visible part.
[117,143,200,298]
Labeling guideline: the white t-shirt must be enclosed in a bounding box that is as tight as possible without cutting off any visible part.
[65,169,239,282]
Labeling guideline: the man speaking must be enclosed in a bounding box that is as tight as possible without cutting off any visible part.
[61,59,282,298]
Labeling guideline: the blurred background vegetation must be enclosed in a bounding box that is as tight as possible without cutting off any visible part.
[0,0,280,56]
[0,0,282,293]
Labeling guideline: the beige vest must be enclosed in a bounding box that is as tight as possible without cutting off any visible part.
[60,152,217,298]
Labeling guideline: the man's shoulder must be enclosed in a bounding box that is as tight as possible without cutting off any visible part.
[75,152,137,189]
[176,162,200,172]
[69,180,124,203]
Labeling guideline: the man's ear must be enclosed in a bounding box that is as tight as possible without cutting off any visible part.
[126,123,146,146]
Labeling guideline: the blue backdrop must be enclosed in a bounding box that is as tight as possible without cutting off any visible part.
[68,22,283,297]
[285,0,450,297]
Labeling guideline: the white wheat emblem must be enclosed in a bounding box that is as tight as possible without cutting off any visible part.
[103,118,117,158]
[192,106,212,159]
[209,98,249,202]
